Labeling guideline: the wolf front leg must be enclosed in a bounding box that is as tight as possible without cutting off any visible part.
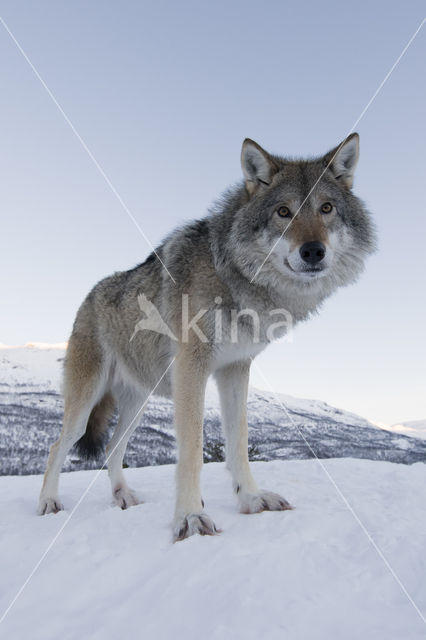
[172,345,221,541]
[215,360,293,514]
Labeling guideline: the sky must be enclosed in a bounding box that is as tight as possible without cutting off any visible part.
[0,1,425,425]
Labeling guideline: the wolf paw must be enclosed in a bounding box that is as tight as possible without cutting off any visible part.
[113,486,141,510]
[173,513,221,542]
[239,490,293,514]
[37,497,64,515]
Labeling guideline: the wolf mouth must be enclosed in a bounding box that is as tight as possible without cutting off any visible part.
[284,259,327,278]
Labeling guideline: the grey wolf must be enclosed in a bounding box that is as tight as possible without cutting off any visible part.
[38,133,376,540]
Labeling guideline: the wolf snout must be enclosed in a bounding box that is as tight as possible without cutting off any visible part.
[299,241,326,265]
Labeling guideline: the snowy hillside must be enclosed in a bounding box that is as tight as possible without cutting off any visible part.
[1,344,425,475]
[1,460,425,639]
[388,420,426,441]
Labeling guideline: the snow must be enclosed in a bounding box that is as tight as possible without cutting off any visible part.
[1,459,426,639]
[388,421,426,441]
[1,344,425,635]
[0,343,65,391]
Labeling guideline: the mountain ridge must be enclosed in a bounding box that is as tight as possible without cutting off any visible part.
[0,345,425,475]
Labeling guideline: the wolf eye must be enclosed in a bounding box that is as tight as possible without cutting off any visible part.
[320,202,333,214]
[276,206,291,218]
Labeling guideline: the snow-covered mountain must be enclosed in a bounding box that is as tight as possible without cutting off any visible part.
[0,344,425,476]
[388,420,426,441]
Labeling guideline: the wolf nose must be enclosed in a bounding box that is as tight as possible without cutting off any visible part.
[299,241,326,265]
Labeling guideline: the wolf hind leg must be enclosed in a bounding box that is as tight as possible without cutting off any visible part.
[38,334,108,515]
[106,388,147,509]
[38,387,106,514]
[215,360,293,514]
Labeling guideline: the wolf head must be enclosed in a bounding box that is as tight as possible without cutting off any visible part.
[218,134,376,294]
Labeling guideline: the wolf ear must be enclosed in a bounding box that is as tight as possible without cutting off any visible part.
[324,133,359,189]
[241,139,279,195]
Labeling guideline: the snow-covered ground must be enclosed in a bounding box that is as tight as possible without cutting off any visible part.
[1,459,426,639]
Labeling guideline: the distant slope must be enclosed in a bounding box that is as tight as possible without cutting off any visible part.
[388,420,426,441]
[0,344,425,475]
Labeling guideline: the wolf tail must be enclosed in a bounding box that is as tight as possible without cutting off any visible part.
[74,392,116,460]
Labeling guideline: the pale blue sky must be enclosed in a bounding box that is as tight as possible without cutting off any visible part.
[0,1,425,425]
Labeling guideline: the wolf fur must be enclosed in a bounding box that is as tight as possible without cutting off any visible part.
[38,133,376,540]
